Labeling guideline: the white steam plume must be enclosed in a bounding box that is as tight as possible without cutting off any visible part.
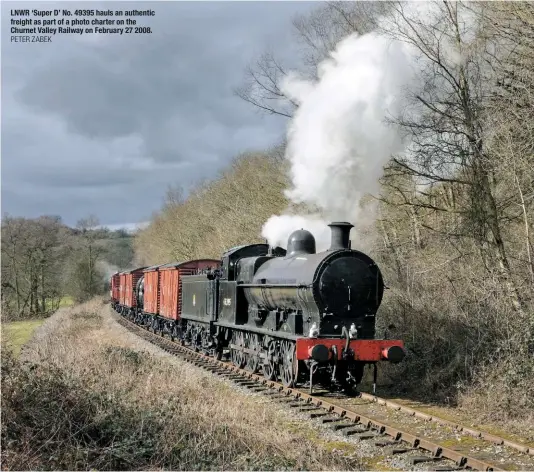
[262,214,331,250]
[262,30,418,251]
[97,260,121,280]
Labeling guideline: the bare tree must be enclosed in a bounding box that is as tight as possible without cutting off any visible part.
[235,1,393,119]
[480,1,534,286]
[379,1,526,312]
[70,215,105,301]
[1,215,64,318]
[234,51,297,118]
[293,1,393,74]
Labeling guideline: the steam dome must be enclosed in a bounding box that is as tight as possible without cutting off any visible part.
[286,229,316,257]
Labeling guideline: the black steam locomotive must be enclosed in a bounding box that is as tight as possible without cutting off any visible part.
[115,222,405,392]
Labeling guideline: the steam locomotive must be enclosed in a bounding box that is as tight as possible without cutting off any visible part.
[111,222,405,392]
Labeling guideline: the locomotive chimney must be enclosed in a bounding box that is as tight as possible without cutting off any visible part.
[328,222,354,250]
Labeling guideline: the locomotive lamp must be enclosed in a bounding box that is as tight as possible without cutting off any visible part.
[349,323,358,339]
[308,322,319,338]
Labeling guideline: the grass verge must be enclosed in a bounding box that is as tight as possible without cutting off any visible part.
[1,319,46,356]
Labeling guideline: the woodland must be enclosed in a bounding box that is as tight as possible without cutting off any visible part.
[135,2,534,417]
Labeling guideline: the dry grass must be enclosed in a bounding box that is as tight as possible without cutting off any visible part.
[1,298,361,471]
[457,359,534,440]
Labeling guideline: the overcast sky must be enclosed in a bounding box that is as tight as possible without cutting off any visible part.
[2,1,317,229]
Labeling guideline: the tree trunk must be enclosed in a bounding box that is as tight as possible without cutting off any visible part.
[410,205,422,249]
[453,19,524,313]
[40,262,46,314]
[515,172,534,285]
[474,158,524,313]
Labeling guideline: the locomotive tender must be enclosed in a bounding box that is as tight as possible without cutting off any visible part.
[111,222,405,392]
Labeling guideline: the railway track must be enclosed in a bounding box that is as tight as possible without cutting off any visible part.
[343,393,533,456]
[111,310,533,471]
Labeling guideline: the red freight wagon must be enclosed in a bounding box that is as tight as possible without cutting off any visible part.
[159,259,220,320]
[111,273,120,301]
[119,272,127,305]
[142,264,165,315]
[123,267,147,308]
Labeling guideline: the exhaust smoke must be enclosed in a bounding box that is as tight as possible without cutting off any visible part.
[262,29,418,251]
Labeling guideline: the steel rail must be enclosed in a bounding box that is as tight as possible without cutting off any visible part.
[112,311,520,471]
[356,393,533,456]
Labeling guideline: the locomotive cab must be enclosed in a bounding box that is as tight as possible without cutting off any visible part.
[217,244,283,326]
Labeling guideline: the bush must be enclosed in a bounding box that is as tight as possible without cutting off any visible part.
[2,351,175,470]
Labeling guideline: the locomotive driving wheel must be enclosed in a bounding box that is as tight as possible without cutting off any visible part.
[262,341,278,381]
[230,331,246,368]
[280,340,298,388]
[244,333,260,373]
